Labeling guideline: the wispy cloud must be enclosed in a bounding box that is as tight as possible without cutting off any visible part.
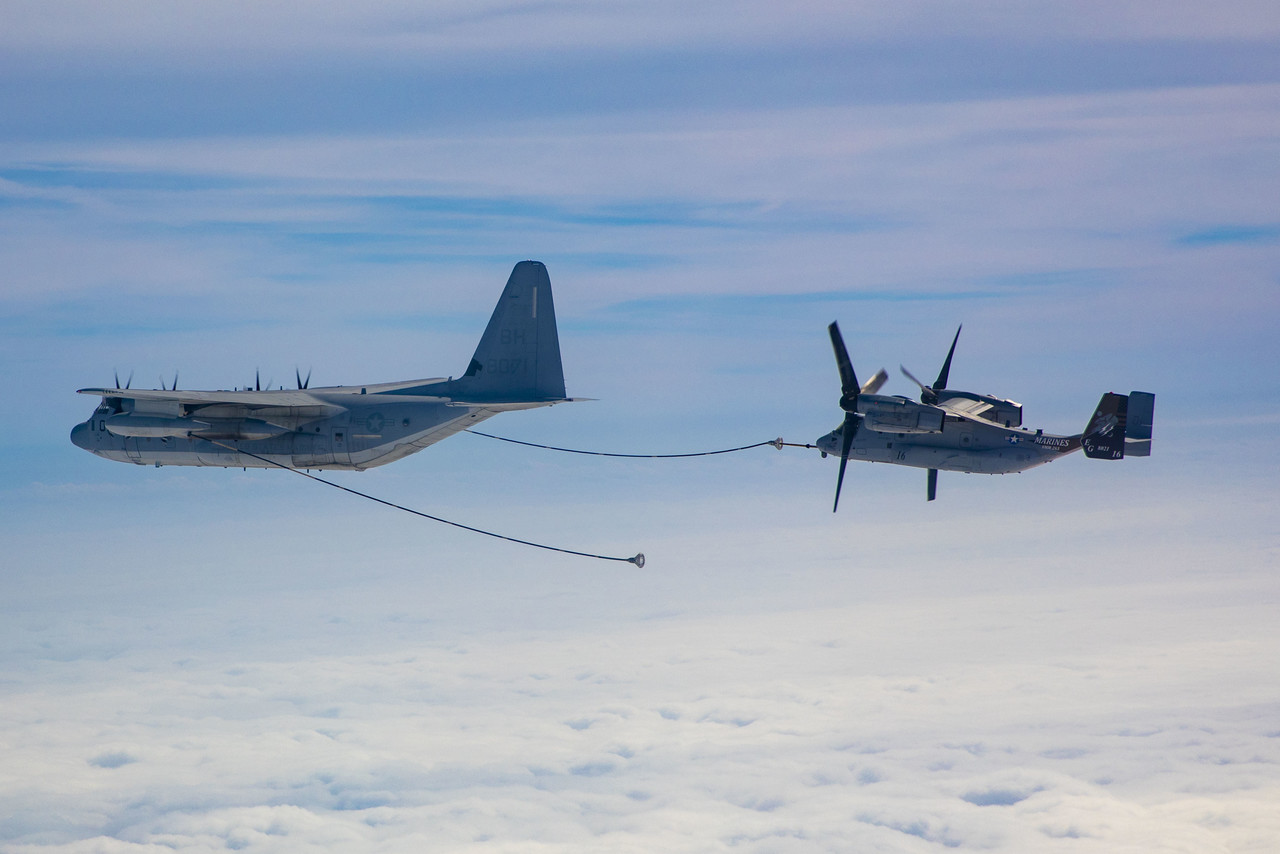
[3,2,1279,140]
[2,5,1279,851]
[1176,224,1280,246]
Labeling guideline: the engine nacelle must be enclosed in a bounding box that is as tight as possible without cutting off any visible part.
[857,395,945,434]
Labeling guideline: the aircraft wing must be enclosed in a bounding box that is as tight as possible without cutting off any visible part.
[936,397,998,420]
[76,381,580,413]
[77,388,335,407]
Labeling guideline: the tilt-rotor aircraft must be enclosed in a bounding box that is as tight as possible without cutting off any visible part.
[818,323,1154,508]
[72,261,573,470]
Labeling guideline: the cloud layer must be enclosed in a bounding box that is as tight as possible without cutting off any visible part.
[5,574,1278,853]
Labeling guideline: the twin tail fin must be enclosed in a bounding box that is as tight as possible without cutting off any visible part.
[1083,391,1154,459]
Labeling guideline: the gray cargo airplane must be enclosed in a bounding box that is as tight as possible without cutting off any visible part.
[72,261,574,470]
[820,322,1154,508]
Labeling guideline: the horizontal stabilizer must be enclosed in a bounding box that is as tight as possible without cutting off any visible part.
[446,398,586,411]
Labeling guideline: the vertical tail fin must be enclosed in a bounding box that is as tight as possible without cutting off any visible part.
[449,261,566,401]
[1082,392,1128,459]
[1124,391,1155,456]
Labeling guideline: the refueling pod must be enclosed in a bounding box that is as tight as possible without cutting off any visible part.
[105,414,209,438]
[103,414,287,441]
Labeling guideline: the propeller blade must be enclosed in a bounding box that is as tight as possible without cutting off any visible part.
[901,364,938,404]
[933,325,962,391]
[296,367,313,390]
[927,468,938,501]
[828,322,859,399]
[832,414,857,513]
[255,369,261,392]
[172,371,178,390]
[125,370,133,390]
[114,370,121,390]
[860,368,888,396]
[303,368,311,389]
[900,364,928,392]
[159,374,166,391]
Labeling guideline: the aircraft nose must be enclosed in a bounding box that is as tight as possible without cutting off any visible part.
[70,421,91,450]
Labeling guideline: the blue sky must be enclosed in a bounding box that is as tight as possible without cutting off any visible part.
[2,3,1279,851]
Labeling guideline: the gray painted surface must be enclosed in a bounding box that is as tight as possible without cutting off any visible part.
[71,262,573,470]
[821,323,1154,501]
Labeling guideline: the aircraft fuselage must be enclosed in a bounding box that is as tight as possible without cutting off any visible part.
[815,404,1079,475]
[70,387,553,470]
[72,261,573,472]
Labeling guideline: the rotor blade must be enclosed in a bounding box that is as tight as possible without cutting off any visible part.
[900,364,928,392]
[860,368,888,395]
[933,325,962,391]
[901,363,938,404]
[927,468,938,501]
[832,415,857,513]
[828,322,859,398]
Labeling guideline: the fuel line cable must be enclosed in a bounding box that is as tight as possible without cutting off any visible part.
[465,430,818,457]
[208,440,645,568]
